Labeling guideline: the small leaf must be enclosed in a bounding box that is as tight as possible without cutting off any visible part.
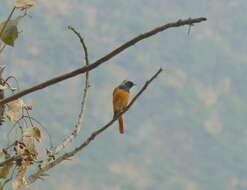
[23,127,41,142]
[22,127,41,161]
[6,99,24,122]
[15,0,36,9]
[0,20,18,47]
[0,85,6,90]
[15,141,28,156]
[0,15,25,47]
[0,151,13,179]
[0,164,12,179]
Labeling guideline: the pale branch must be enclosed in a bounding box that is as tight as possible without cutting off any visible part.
[26,68,163,185]
[0,44,6,55]
[49,26,90,155]
[0,17,206,105]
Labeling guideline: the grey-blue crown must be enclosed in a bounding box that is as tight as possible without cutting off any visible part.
[119,80,135,91]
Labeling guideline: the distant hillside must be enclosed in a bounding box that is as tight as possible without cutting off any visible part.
[0,1,247,190]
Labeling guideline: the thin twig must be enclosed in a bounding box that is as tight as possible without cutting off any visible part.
[26,68,162,185]
[4,75,20,92]
[49,26,90,155]
[68,26,89,65]
[0,17,206,105]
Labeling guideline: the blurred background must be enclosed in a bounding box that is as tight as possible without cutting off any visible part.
[1,0,247,189]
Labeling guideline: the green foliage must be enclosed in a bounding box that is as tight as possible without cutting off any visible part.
[0,15,26,47]
[0,19,18,47]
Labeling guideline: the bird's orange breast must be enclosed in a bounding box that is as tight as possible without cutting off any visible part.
[112,88,129,112]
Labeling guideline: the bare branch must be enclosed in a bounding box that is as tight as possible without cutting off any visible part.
[26,68,163,185]
[68,26,89,65]
[49,26,90,155]
[0,17,206,105]
[0,66,5,126]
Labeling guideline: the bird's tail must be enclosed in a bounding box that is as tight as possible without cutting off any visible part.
[118,115,124,134]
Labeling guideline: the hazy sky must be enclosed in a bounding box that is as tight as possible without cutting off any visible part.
[1,1,247,190]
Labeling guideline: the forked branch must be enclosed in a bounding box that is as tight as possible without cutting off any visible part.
[49,26,90,155]
[26,68,163,185]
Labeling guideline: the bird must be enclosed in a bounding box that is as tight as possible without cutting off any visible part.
[112,80,135,134]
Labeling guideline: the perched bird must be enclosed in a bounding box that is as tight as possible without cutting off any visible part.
[112,80,135,134]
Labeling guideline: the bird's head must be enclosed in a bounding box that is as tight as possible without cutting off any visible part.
[120,80,135,91]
